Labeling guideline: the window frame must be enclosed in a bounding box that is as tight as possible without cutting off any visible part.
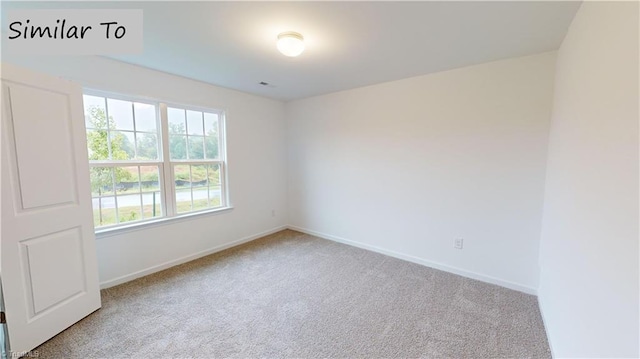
[83,89,230,234]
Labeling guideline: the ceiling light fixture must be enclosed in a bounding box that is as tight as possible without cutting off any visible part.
[277,31,305,57]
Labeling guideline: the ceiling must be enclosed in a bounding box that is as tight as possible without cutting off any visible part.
[3,1,581,101]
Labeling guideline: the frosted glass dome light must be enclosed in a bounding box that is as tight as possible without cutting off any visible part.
[277,32,305,57]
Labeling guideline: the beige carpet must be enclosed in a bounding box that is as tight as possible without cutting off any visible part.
[33,229,550,358]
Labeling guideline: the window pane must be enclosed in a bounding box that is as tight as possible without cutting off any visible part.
[186,110,204,135]
[107,98,134,131]
[192,187,209,211]
[208,187,221,207]
[203,113,218,136]
[175,188,192,213]
[90,167,114,196]
[169,135,187,160]
[110,131,135,160]
[134,102,157,132]
[174,165,191,213]
[142,191,162,219]
[208,164,222,208]
[204,136,219,159]
[190,164,206,185]
[174,164,191,186]
[188,136,204,160]
[140,166,160,192]
[207,163,220,186]
[136,133,158,160]
[90,162,118,227]
[87,143,94,159]
[86,129,109,160]
[115,166,140,195]
[117,193,142,223]
[173,165,191,187]
[168,107,186,134]
[95,196,116,227]
[83,95,106,129]
[204,113,219,159]
[191,165,209,211]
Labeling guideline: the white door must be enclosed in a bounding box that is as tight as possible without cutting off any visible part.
[1,63,101,355]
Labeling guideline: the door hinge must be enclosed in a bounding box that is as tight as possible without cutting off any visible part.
[0,311,5,324]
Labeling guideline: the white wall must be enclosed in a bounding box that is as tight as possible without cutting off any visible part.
[286,52,556,293]
[5,56,288,287]
[537,2,639,357]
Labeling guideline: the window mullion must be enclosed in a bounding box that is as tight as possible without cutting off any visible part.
[220,162,227,207]
[163,160,221,165]
[159,103,176,217]
[158,163,168,217]
[89,160,162,167]
[111,167,120,224]
[188,165,194,211]
[104,97,113,160]
[137,166,143,219]
[201,111,207,159]
[219,112,226,160]
[205,165,210,207]
[132,102,138,159]
[184,109,189,160]
[219,113,228,207]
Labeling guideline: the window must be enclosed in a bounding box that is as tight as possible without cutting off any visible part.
[166,106,225,214]
[83,92,227,229]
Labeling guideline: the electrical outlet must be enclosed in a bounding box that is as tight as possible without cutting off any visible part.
[271,209,276,217]
[454,238,464,250]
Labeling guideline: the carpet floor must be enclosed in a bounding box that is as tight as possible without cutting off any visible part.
[33,229,551,358]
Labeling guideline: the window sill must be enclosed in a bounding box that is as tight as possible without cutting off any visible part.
[95,206,234,239]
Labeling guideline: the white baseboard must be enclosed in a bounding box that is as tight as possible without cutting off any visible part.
[99,225,288,289]
[288,225,538,295]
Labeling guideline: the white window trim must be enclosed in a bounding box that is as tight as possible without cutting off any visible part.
[83,89,232,235]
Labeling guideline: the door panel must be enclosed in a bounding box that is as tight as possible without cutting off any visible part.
[8,84,78,210]
[1,63,101,355]
[22,227,86,316]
